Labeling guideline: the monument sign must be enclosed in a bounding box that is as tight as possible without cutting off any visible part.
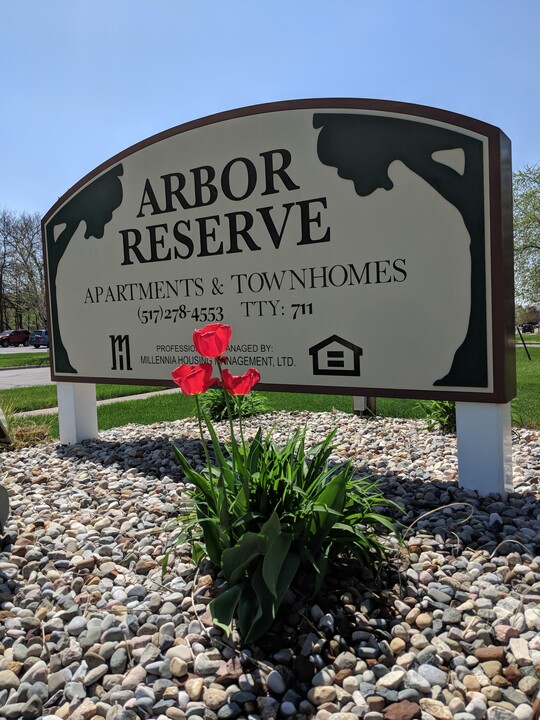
[43,99,514,402]
[42,100,515,494]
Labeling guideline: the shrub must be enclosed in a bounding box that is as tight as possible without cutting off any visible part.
[0,405,12,447]
[418,399,456,433]
[199,388,270,422]
[0,405,51,450]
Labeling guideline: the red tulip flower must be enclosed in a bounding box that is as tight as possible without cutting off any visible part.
[221,368,261,396]
[172,363,218,395]
[193,323,232,358]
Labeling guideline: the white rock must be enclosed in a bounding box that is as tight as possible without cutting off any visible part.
[376,669,406,690]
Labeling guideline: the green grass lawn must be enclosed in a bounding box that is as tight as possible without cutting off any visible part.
[0,351,49,367]
[5,346,540,440]
[0,383,169,413]
[516,333,540,343]
[511,346,540,427]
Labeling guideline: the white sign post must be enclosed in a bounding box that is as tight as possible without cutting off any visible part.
[57,382,98,445]
[456,402,513,496]
[43,99,515,493]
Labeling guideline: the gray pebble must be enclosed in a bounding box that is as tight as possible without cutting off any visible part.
[109,647,129,674]
[266,670,287,694]
[416,664,447,686]
[64,681,86,701]
[280,700,297,716]
[67,616,88,636]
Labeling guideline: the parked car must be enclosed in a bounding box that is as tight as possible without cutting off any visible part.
[29,329,49,348]
[522,323,536,333]
[0,329,30,347]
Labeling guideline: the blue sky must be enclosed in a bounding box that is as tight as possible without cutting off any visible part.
[1,0,539,215]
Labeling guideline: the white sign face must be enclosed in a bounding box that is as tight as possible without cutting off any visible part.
[43,100,515,402]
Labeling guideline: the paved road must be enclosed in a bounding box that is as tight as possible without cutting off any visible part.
[0,347,52,388]
[0,366,54,389]
[0,346,51,387]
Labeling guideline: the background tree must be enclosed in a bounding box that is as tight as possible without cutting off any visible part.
[515,303,540,325]
[513,164,540,304]
[0,209,45,330]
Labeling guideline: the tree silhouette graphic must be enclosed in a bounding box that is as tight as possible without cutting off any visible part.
[313,113,487,388]
[45,164,123,373]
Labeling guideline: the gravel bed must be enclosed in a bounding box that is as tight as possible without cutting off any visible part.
[0,411,539,720]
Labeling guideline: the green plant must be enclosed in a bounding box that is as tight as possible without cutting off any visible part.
[0,405,12,447]
[0,404,51,450]
[167,323,402,644]
[199,387,270,422]
[418,399,456,433]
[174,424,401,642]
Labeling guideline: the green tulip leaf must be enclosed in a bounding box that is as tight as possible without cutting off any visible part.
[173,445,216,507]
[198,518,224,565]
[209,583,244,635]
[221,532,267,584]
[242,564,273,643]
[262,532,292,598]
[237,580,264,642]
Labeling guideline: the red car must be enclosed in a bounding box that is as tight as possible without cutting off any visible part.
[0,329,30,347]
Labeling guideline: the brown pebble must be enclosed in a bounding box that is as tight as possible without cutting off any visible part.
[367,696,385,712]
[203,688,227,710]
[11,546,28,557]
[390,637,407,654]
[482,685,502,702]
[474,646,505,662]
[405,607,421,624]
[491,674,510,688]
[419,698,452,719]
[166,709,186,720]
[327,640,340,659]
[307,686,337,705]
[415,613,432,630]
[333,668,352,684]
[481,660,502,678]
[135,558,156,574]
[196,574,214,588]
[163,686,180,700]
[71,556,96,570]
[5,662,23,674]
[199,609,213,627]
[383,699,422,720]
[494,624,520,643]
[215,657,243,684]
[502,665,523,685]
[463,675,481,691]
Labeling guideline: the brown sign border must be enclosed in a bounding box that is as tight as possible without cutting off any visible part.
[42,98,515,403]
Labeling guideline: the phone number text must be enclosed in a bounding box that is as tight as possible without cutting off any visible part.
[137,305,224,324]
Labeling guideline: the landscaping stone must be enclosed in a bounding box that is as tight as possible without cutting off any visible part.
[0,412,538,720]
